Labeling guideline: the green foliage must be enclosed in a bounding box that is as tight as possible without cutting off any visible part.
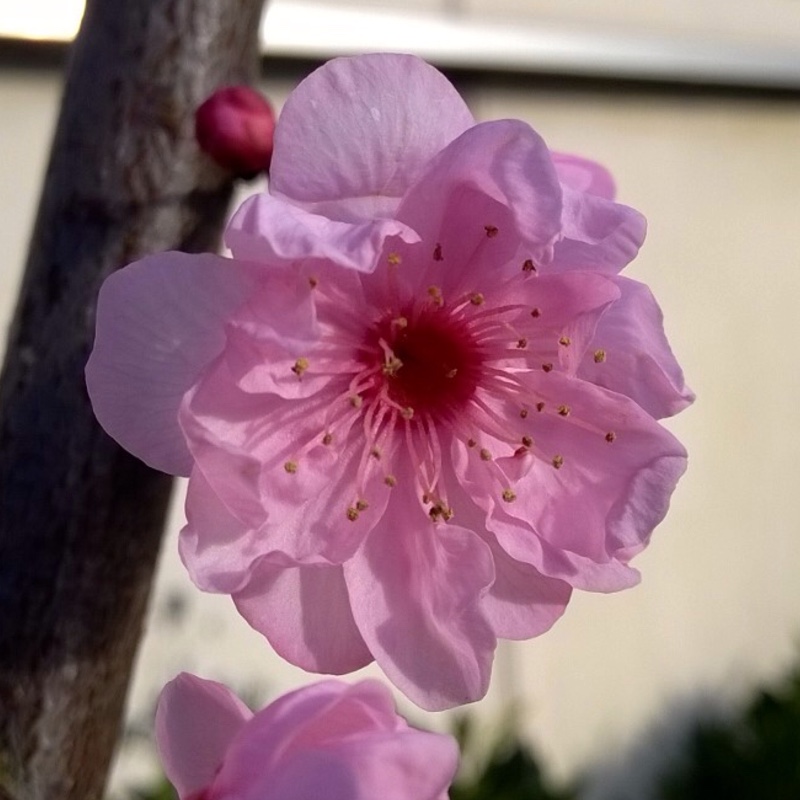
[126,777,177,800]
[657,662,800,800]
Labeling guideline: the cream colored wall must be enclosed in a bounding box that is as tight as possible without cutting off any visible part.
[2,65,800,799]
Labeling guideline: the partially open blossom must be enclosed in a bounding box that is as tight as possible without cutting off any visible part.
[195,85,275,176]
[86,54,693,710]
[156,674,458,800]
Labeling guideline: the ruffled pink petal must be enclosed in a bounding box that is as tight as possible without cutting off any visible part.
[455,373,687,592]
[552,152,616,199]
[225,192,420,274]
[269,53,475,222]
[180,357,389,564]
[579,276,695,418]
[345,477,496,711]
[232,561,373,674]
[396,120,563,282]
[155,673,252,800]
[85,252,258,476]
[549,186,646,274]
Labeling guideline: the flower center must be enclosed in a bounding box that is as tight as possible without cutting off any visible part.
[372,307,483,421]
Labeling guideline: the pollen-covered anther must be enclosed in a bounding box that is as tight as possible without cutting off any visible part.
[501,489,517,503]
[370,447,382,459]
[522,259,537,274]
[445,368,458,379]
[308,276,319,289]
[536,402,545,412]
[401,406,414,420]
[552,454,564,469]
[382,356,403,377]
[516,338,528,349]
[291,357,309,377]
[530,307,541,318]
[322,433,333,446]
[479,448,492,461]
[384,474,397,487]
[346,507,360,521]
[387,252,402,266]
[605,431,617,443]
[519,408,529,419]
[484,224,499,238]
[557,405,570,417]
[559,336,571,347]
[470,292,485,306]
[429,502,454,522]
[350,395,363,408]
[391,316,408,330]
[355,499,369,511]
[433,243,443,261]
[541,363,553,373]
[594,349,607,363]
[521,435,533,447]
[283,460,298,474]
[427,285,444,307]
[467,438,477,448]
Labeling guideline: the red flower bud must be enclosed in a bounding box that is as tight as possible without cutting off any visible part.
[195,86,275,177]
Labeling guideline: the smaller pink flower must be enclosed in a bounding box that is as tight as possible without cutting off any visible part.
[195,86,276,176]
[155,674,458,800]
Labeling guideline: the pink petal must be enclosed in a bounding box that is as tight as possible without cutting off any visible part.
[550,186,646,274]
[155,673,252,800]
[345,479,496,711]
[233,561,373,674]
[226,192,420,274]
[85,252,258,476]
[396,119,563,279]
[457,373,687,592]
[180,357,389,564]
[552,152,616,199]
[269,53,475,222]
[579,276,695,418]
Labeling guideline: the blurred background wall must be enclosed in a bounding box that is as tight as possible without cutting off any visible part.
[1,2,799,798]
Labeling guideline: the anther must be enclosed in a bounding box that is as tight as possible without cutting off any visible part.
[467,438,477,448]
[382,356,403,377]
[283,460,298,474]
[484,224,499,238]
[322,433,333,445]
[536,402,545,412]
[445,368,458,379]
[433,243,443,261]
[522,435,533,447]
[557,405,570,417]
[502,489,517,503]
[541,363,553,373]
[522,259,537,274]
[291,357,309,377]
[401,406,414,420]
[387,252,402,266]
[370,447,382,459]
[520,408,529,419]
[346,507,360,521]
[516,338,528,349]
[594,349,607,363]
[355,499,369,511]
[384,474,397,487]
[392,316,408,330]
[470,292,485,306]
[552,455,564,469]
[530,307,541,318]
[480,448,492,461]
[429,503,454,522]
[350,395,363,408]
[559,336,571,347]
[308,276,319,289]
[427,285,444,307]
[605,431,617,443]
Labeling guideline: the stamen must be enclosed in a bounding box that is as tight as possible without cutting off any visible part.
[559,336,571,347]
[350,395,363,408]
[291,357,309,377]
[346,507,360,521]
[322,433,333,445]
[552,455,564,469]
[433,243,443,261]
[521,435,533,447]
[283,460,298,474]
[536,402,545,412]
[594,349,607,363]
[520,408,529,419]
[370,447,381,459]
[427,285,444,307]
[355,499,369,511]
[516,338,528,349]
[387,252,402,266]
[401,406,414,420]
[467,438,477,448]
[470,293,485,306]
[541,363,553,372]
[530,307,541,318]
[484,224,499,238]
[384,474,397,487]
[557,405,570,417]
[522,259,537,274]
[605,431,617,443]
[308,276,319,289]
[479,448,492,461]
[392,316,408,330]
[501,489,517,503]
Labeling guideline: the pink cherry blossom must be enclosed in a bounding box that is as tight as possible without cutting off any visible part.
[155,674,458,800]
[86,54,693,710]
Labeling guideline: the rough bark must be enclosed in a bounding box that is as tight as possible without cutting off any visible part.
[0,1,265,797]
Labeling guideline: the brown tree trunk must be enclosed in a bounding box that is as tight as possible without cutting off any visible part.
[0,1,266,797]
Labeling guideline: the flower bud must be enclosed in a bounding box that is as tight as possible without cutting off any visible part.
[195,86,275,177]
